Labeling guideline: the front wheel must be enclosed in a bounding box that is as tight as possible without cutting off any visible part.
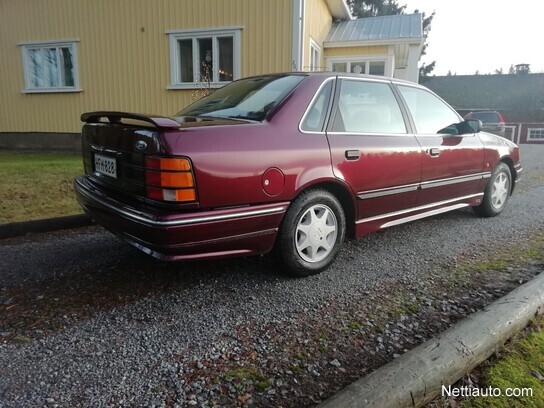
[276,189,345,277]
[473,163,512,217]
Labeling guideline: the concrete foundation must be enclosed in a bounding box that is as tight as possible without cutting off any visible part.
[0,132,81,152]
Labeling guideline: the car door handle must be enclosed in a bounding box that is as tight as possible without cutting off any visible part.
[428,148,440,157]
[345,150,360,160]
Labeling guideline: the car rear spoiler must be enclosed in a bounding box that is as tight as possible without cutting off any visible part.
[81,111,181,128]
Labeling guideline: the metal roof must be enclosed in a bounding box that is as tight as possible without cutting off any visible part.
[326,13,423,44]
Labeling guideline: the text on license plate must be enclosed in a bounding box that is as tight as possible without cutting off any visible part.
[94,154,117,178]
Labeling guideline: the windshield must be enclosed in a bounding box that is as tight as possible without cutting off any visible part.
[175,75,305,121]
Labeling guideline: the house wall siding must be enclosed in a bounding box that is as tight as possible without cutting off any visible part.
[303,0,332,71]
[0,0,293,133]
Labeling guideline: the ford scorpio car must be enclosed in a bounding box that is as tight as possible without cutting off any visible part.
[74,73,522,276]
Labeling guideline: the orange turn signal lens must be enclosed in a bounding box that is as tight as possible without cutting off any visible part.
[172,189,196,202]
[146,187,196,202]
[144,156,196,202]
[145,157,191,171]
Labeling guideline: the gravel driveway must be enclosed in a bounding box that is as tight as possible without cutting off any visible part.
[1,145,543,407]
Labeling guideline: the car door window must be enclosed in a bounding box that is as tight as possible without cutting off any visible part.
[301,80,333,132]
[331,80,406,134]
[397,85,461,135]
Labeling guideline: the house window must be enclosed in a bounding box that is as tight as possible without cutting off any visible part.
[19,40,79,93]
[332,62,346,72]
[528,128,544,140]
[329,58,387,76]
[309,39,321,71]
[369,61,386,75]
[168,28,241,89]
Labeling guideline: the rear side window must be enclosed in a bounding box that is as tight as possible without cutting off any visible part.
[398,85,461,134]
[300,80,333,132]
[331,80,406,134]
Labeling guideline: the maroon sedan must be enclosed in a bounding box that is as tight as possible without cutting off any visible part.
[75,73,522,276]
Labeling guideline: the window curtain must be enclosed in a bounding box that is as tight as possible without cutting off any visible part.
[179,40,193,82]
[61,47,74,86]
[218,37,233,82]
[28,49,43,88]
[44,48,58,87]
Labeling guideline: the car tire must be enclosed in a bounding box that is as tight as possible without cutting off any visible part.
[277,189,345,277]
[473,163,512,217]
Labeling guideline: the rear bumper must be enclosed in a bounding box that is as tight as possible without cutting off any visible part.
[74,176,289,261]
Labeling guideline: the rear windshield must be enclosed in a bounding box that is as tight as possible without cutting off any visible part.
[470,112,501,123]
[176,75,305,122]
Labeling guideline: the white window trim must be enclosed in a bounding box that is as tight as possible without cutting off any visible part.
[18,39,81,94]
[527,127,544,141]
[167,27,242,90]
[326,54,393,77]
[309,38,321,71]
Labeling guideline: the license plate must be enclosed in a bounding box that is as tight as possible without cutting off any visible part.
[94,154,117,179]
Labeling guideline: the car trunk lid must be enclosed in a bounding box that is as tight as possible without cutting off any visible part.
[81,111,198,206]
[81,111,251,207]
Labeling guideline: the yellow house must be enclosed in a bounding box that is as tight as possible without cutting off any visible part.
[0,0,423,136]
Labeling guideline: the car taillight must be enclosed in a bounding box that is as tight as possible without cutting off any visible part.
[144,157,197,202]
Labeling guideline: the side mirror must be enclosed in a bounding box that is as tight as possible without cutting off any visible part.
[450,119,481,135]
[439,119,482,136]
[465,119,482,133]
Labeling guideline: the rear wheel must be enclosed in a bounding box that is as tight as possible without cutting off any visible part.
[277,189,345,277]
[473,162,512,217]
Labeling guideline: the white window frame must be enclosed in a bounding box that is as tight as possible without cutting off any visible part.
[527,128,544,141]
[19,39,81,93]
[309,38,321,71]
[167,27,242,90]
[327,55,393,77]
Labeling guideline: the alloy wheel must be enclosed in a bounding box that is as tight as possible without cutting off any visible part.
[491,172,510,209]
[295,204,338,263]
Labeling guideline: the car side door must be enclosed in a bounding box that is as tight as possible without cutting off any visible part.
[396,84,485,207]
[325,77,424,236]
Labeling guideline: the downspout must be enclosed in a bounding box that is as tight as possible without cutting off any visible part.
[406,42,423,83]
[292,0,304,71]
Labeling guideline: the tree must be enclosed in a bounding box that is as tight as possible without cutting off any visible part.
[495,68,503,75]
[347,0,405,17]
[416,9,435,60]
[411,9,435,81]
[419,61,436,83]
[347,1,436,80]
[508,64,515,75]
[191,62,213,101]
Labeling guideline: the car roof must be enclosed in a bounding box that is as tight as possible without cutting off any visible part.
[241,71,422,88]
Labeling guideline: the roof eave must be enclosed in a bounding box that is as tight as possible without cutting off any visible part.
[326,0,353,20]
[324,37,423,48]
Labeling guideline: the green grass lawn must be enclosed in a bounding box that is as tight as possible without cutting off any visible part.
[461,317,544,408]
[0,151,84,223]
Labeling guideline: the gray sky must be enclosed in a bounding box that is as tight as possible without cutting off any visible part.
[402,0,543,75]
